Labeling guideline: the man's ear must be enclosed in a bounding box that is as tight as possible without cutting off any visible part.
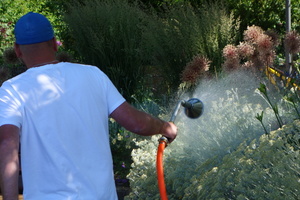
[52,37,58,52]
[14,43,22,58]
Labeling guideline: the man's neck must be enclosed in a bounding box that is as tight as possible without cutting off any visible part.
[29,60,59,68]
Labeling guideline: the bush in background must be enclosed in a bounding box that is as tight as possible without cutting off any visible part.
[0,0,67,54]
[64,0,151,101]
[140,1,240,96]
[63,0,239,102]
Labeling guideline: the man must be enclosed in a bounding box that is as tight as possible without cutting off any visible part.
[0,12,177,200]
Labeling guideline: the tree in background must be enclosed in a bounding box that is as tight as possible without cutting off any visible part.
[0,0,66,53]
[225,0,300,38]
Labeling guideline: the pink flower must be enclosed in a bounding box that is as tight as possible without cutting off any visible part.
[244,25,264,43]
[181,55,210,84]
[237,42,255,59]
[223,44,239,60]
[222,44,241,71]
[256,34,273,53]
[56,40,63,46]
[241,61,254,68]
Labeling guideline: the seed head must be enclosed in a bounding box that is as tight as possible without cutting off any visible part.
[223,44,239,60]
[284,30,300,54]
[244,25,264,43]
[181,55,210,84]
[265,30,280,47]
[3,47,19,64]
[256,34,273,53]
[237,42,255,59]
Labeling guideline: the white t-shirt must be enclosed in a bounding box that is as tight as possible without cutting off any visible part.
[0,62,125,200]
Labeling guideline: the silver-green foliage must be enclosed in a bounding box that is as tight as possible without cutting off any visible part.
[125,70,297,199]
[184,120,300,200]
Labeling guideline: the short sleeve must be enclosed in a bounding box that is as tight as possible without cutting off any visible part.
[98,71,126,115]
[0,82,23,128]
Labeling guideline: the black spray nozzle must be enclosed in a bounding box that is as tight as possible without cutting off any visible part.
[181,98,204,119]
[169,98,204,123]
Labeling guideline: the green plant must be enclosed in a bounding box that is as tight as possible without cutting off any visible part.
[126,69,295,199]
[283,91,300,119]
[225,0,300,37]
[109,119,137,180]
[183,120,300,199]
[255,111,269,135]
[0,0,67,55]
[143,1,240,91]
[64,0,151,102]
[257,83,283,128]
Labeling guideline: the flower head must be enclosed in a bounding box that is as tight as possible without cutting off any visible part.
[237,42,255,59]
[3,47,19,64]
[222,44,240,71]
[181,55,210,84]
[284,30,300,54]
[256,34,273,53]
[265,30,280,47]
[244,25,264,43]
[122,162,126,168]
[259,50,276,66]
[223,44,239,60]
[56,40,63,46]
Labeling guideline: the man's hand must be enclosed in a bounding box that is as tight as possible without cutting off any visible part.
[0,125,20,200]
[160,122,177,143]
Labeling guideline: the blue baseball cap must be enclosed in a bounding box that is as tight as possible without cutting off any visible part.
[14,12,54,45]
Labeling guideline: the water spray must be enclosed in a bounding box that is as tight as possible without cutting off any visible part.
[156,98,204,200]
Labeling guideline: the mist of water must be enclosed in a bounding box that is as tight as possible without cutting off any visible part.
[167,69,295,170]
[127,69,298,199]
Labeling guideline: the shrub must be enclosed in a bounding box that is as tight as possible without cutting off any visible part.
[0,0,67,55]
[142,1,240,92]
[64,0,151,101]
[125,69,297,199]
[183,120,300,199]
[64,0,239,101]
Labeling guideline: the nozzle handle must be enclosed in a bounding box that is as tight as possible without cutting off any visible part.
[169,101,182,123]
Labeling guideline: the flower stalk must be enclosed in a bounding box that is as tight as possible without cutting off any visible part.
[257,83,283,128]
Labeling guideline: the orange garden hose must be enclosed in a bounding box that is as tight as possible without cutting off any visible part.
[155,99,203,200]
[156,137,169,200]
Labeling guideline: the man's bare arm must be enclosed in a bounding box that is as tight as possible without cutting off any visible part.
[0,125,20,200]
[110,102,177,142]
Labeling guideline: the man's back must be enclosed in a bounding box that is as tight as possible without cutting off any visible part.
[0,62,124,199]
